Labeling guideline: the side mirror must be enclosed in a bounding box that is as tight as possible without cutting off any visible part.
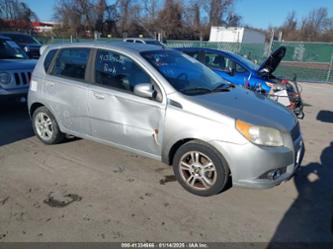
[134,83,154,98]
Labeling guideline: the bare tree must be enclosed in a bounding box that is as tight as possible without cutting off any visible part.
[118,0,132,35]
[144,0,160,21]
[300,7,332,41]
[157,0,183,39]
[207,0,234,26]
[225,11,241,26]
[0,0,38,31]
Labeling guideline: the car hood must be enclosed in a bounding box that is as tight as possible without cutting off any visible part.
[257,46,286,75]
[0,59,37,70]
[190,86,296,132]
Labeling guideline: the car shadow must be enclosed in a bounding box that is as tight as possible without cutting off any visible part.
[0,102,34,146]
[268,142,333,246]
[317,110,333,123]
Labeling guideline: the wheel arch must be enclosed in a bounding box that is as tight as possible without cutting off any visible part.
[29,102,45,117]
[166,138,229,167]
[166,138,195,165]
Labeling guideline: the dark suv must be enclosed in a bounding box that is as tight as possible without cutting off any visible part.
[0,35,36,102]
[0,32,41,59]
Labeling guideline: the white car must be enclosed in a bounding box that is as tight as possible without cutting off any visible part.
[123,38,164,47]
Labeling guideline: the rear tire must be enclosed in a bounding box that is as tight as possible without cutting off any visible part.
[172,141,230,196]
[32,106,65,145]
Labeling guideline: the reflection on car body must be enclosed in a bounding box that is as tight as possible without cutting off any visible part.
[28,42,305,196]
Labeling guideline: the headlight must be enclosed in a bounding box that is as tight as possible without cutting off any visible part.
[236,120,283,147]
[24,46,30,52]
[0,72,11,85]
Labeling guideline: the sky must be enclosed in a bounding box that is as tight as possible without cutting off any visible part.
[24,0,333,29]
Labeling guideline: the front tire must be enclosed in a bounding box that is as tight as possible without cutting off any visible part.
[32,106,65,145]
[173,141,230,196]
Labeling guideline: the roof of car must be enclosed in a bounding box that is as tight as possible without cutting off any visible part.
[0,34,11,40]
[0,32,31,36]
[45,41,168,54]
[124,38,157,41]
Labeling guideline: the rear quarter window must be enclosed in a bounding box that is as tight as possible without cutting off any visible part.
[43,49,58,73]
[51,48,90,80]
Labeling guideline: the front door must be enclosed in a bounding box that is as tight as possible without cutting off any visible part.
[45,47,91,135]
[88,49,165,157]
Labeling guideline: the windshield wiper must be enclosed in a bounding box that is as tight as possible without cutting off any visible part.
[181,87,212,95]
[212,83,235,92]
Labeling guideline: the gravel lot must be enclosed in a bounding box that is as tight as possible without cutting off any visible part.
[0,83,333,242]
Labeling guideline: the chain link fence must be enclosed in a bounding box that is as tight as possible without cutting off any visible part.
[46,37,333,83]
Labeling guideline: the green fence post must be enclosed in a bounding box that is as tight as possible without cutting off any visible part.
[327,53,333,83]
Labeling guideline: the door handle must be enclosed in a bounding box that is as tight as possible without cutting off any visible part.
[93,92,105,100]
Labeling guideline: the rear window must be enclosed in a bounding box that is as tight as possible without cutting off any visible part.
[51,48,90,80]
[43,49,58,72]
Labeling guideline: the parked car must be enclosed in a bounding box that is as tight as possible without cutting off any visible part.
[123,37,165,47]
[177,47,304,119]
[0,35,36,103]
[0,32,41,59]
[28,42,304,196]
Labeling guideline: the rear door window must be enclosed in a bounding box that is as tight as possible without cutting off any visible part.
[44,49,58,73]
[51,48,90,80]
[205,52,231,71]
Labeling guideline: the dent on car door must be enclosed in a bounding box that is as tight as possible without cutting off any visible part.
[88,49,165,157]
[45,47,91,135]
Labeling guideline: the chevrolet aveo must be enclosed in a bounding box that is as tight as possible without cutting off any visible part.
[28,42,305,196]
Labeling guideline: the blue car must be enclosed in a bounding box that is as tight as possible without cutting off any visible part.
[177,46,304,118]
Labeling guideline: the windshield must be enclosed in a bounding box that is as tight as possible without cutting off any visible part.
[230,52,259,71]
[4,34,40,45]
[145,40,162,46]
[142,50,229,95]
[0,39,28,59]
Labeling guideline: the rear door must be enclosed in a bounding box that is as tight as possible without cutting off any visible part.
[44,47,91,135]
[87,49,165,157]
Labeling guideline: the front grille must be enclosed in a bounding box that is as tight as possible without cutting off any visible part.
[14,72,32,86]
[291,122,301,141]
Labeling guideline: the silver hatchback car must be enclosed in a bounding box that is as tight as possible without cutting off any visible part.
[28,42,304,196]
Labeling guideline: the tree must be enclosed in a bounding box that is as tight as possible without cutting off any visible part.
[157,0,183,39]
[300,7,332,41]
[277,7,333,42]
[225,11,241,26]
[0,0,38,31]
[207,0,234,26]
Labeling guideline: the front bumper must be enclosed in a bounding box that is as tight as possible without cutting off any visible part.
[210,136,305,189]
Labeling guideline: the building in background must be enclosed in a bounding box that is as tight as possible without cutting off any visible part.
[32,21,57,33]
[209,26,265,44]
